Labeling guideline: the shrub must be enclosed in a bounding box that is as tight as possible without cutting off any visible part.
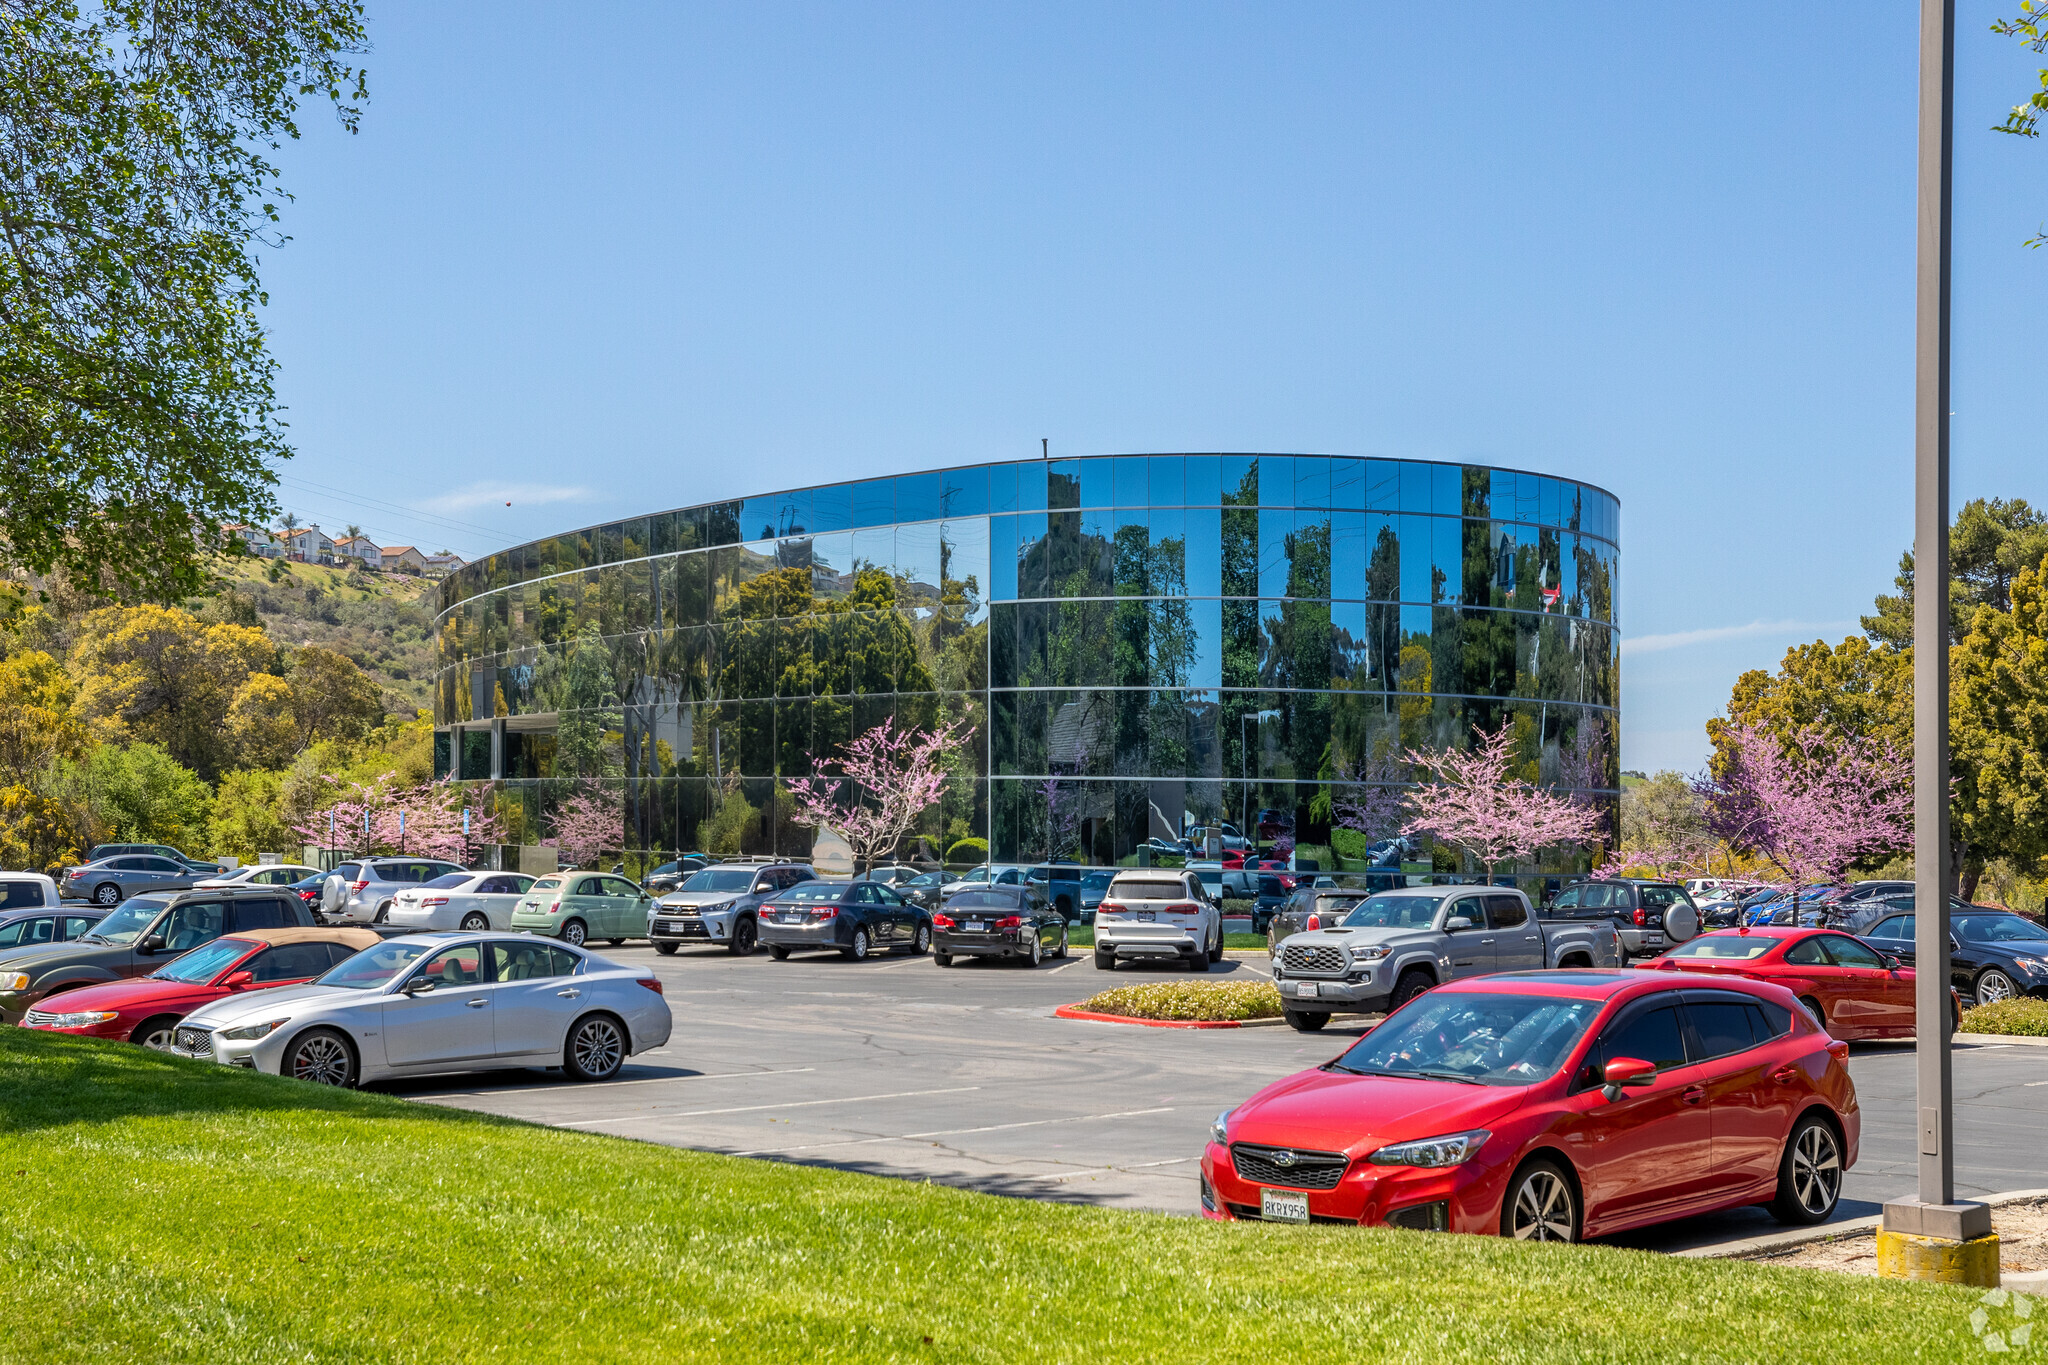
[1078,980,1282,1022]
[1220,897,1254,918]
[1330,826,1376,865]
[1961,997,2048,1037]
[946,837,987,863]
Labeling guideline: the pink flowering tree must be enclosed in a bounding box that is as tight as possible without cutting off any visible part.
[1402,721,1608,882]
[1695,722,1912,889]
[544,783,624,870]
[786,717,972,872]
[1331,748,1411,843]
[294,773,504,864]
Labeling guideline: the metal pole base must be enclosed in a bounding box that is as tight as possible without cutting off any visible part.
[1880,1198,1999,1285]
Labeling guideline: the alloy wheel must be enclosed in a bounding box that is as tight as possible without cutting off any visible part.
[851,928,869,960]
[289,1033,352,1087]
[1028,933,1042,967]
[732,917,757,956]
[460,913,489,931]
[1791,1123,1842,1217]
[562,920,587,947]
[93,884,119,907]
[134,1022,178,1051]
[1508,1168,1576,1241]
[913,924,930,955]
[571,1017,624,1078]
[1978,970,2019,1004]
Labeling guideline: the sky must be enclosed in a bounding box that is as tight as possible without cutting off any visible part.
[256,3,2048,776]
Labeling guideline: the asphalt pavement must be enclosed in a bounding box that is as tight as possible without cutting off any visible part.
[380,941,2048,1252]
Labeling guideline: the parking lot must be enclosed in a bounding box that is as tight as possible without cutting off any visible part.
[384,942,2048,1252]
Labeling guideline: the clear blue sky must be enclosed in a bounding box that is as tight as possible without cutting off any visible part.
[258,2,2048,775]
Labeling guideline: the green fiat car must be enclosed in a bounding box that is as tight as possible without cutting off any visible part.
[509,872,653,947]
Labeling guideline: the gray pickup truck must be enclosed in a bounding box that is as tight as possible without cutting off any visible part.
[1268,884,1623,1032]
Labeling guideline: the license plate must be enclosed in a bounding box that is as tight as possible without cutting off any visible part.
[1261,1189,1309,1223]
[1138,910,1155,922]
[966,921,985,933]
[682,922,708,936]
[1294,982,1319,997]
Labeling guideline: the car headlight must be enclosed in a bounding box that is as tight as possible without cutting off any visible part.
[1367,1129,1491,1168]
[32,1010,118,1028]
[0,973,29,993]
[1351,944,1391,961]
[220,1018,290,1041]
[1210,1108,1233,1145]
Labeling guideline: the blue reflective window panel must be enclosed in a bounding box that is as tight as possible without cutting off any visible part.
[1218,455,1258,506]
[1258,509,1291,597]
[852,477,894,528]
[1398,515,1433,602]
[1365,459,1401,511]
[896,521,944,598]
[1015,512,1049,598]
[1291,510,1332,599]
[1518,471,1541,522]
[1079,509,1116,595]
[940,466,987,518]
[1184,509,1221,596]
[988,462,1019,514]
[1398,461,1433,514]
[781,489,813,538]
[895,470,943,523]
[1489,469,1516,521]
[1559,532,1580,614]
[1331,601,1369,682]
[1015,461,1048,512]
[1046,459,1081,510]
[1538,476,1560,528]
[1148,455,1184,508]
[1432,463,1460,516]
[1331,510,1368,598]
[1183,455,1221,507]
[1330,457,1365,510]
[852,526,894,579]
[1433,516,1462,604]
[943,518,992,620]
[1080,457,1114,508]
[1294,456,1330,508]
[1188,598,1222,689]
[798,485,844,535]
[1147,509,1187,593]
[988,515,1019,600]
[1115,456,1149,507]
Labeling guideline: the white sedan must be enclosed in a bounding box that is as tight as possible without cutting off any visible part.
[190,863,321,891]
[385,872,537,932]
[170,932,672,1085]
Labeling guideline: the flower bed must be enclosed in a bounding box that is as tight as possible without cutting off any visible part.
[1961,997,2048,1037]
[1076,979,1283,1022]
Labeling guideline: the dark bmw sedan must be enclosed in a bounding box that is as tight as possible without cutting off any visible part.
[759,880,932,961]
[1863,907,2048,1005]
[932,886,1069,967]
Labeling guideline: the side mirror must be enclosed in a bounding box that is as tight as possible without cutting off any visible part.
[1444,916,1473,932]
[138,934,164,954]
[222,970,255,990]
[1601,1057,1657,1101]
[1883,953,1905,970]
[401,976,437,996]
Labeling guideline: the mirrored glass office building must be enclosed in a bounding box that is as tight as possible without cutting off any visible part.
[434,455,1619,876]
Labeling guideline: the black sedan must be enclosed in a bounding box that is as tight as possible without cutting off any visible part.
[1863,907,2048,1004]
[758,880,932,961]
[931,886,1068,967]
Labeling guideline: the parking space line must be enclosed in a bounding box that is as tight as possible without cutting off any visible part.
[1047,959,1088,974]
[561,1085,982,1127]
[1125,1156,1198,1168]
[419,1066,816,1098]
[732,1105,1174,1157]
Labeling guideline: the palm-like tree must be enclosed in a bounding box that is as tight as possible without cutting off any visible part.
[280,511,301,534]
[344,522,363,542]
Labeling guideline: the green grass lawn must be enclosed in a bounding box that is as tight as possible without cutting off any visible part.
[0,1028,1988,1363]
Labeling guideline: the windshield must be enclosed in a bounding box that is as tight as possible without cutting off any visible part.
[1958,915,2048,943]
[1667,935,1776,961]
[905,872,949,888]
[1082,872,1114,891]
[960,868,990,884]
[1341,895,1442,929]
[81,899,168,945]
[682,869,756,893]
[1112,880,1186,901]
[775,884,848,903]
[1332,992,1600,1086]
[317,941,431,989]
[422,873,474,890]
[949,890,1021,909]
[151,938,252,983]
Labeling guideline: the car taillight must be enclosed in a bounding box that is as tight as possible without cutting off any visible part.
[548,899,563,914]
[811,907,838,919]
[422,897,449,906]
[932,915,954,929]
[1098,900,1123,915]
[1306,914,1321,931]
[637,978,664,996]
[996,915,1024,928]
[1170,902,1199,915]
[351,880,369,893]
[1633,908,1646,927]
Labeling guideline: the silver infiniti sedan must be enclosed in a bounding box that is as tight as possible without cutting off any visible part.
[59,855,209,906]
[169,932,672,1086]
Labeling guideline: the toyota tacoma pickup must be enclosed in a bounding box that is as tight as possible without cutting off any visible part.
[1269,884,1622,1031]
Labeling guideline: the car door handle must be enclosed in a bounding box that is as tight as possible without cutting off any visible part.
[1772,1065,1800,1084]
[1480,937,1495,945]
[1682,1085,1706,1105]
[465,998,488,1009]
[556,988,581,998]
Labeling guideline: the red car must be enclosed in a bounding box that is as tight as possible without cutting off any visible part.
[1643,927,1961,1040]
[1203,970,1857,1240]
[16,927,378,1050]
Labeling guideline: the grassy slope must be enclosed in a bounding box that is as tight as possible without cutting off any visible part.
[202,559,436,715]
[0,1029,1985,1365]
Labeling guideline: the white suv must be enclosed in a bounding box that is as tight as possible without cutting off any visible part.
[1093,870,1222,971]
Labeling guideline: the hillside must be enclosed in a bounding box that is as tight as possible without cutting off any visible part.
[192,560,437,717]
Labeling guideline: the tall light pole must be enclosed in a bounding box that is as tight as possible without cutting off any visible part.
[1879,0,1996,1283]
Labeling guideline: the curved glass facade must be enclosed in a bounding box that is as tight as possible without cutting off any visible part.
[434,454,1618,876]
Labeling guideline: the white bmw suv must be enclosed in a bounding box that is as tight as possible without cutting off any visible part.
[1093,870,1222,971]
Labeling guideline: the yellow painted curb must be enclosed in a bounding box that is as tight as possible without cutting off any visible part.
[1876,1229,2001,1287]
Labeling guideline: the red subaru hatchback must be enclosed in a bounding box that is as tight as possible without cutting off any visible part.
[1202,971,1857,1240]
[1642,926,1960,1040]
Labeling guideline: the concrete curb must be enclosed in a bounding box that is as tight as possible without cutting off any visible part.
[1683,1188,2048,1260]
[1052,1004,1287,1029]
[1956,1032,2048,1048]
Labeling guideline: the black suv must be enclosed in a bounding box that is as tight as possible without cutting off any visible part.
[0,887,315,1024]
[1546,879,1700,959]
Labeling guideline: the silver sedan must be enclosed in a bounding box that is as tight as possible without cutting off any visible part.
[59,855,207,906]
[170,932,673,1086]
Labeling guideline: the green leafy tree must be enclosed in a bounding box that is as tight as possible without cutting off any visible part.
[1863,499,2048,649]
[53,741,212,853]
[208,767,295,862]
[1952,558,2048,888]
[0,1,369,601]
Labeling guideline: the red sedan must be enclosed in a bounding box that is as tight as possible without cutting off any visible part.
[1643,927,1959,1040]
[16,927,378,1050]
[1203,971,1857,1241]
